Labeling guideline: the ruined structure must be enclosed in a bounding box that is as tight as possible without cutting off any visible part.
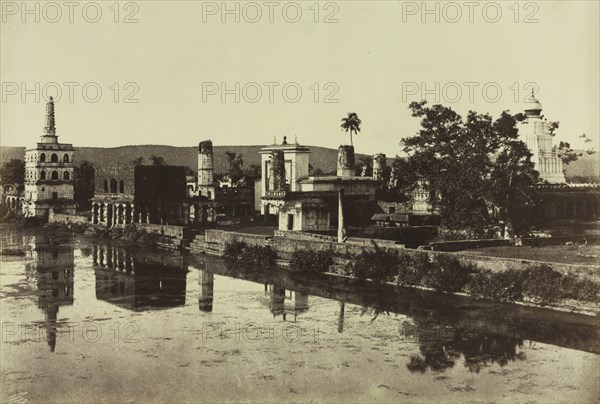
[372,153,386,181]
[22,97,75,219]
[91,165,190,227]
[337,146,355,177]
[197,140,215,198]
[186,140,255,223]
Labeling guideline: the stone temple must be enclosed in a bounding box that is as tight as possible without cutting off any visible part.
[519,92,566,184]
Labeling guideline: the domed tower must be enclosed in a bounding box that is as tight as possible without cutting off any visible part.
[23,97,76,219]
[518,92,565,184]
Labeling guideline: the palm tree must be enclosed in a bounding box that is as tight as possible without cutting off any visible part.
[340,112,362,147]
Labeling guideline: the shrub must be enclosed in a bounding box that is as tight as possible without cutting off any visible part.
[561,274,600,302]
[223,241,247,261]
[239,244,277,266]
[520,264,563,305]
[289,249,334,273]
[396,253,423,286]
[469,269,524,303]
[468,264,600,305]
[350,245,400,284]
[423,254,476,292]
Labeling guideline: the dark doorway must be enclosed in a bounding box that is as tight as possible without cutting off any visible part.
[287,214,294,230]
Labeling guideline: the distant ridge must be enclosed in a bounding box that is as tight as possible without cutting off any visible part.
[0,144,358,175]
[1,145,598,181]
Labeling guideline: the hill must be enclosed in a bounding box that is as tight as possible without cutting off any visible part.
[1,145,598,181]
[0,144,355,175]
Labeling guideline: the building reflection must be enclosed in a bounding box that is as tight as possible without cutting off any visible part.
[24,233,74,352]
[93,243,187,311]
[265,279,309,321]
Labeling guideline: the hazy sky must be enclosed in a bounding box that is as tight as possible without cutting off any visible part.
[1,0,599,155]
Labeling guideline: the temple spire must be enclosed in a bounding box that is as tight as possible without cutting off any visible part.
[43,96,56,136]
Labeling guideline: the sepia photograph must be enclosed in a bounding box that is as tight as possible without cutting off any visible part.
[0,0,599,402]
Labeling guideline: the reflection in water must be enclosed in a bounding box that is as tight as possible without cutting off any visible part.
[338,301,345,333]
[262,279,309,321]
[196,255,598,373]
[399,319,526,373]
[199,270,214,312]
[93,243,188,311]
[2,228,597,388]
[24,234,74,352]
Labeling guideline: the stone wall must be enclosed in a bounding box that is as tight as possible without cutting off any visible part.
[49,211,90,225]
[190,228,599,281]
[427,239,512,252]
[134,223,190,240]
[205,229,271,245]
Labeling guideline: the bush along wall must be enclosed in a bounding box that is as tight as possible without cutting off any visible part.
[469,264,600,305]
[345,246,599,306]
[223,241,276,266]
[289,250,334,274]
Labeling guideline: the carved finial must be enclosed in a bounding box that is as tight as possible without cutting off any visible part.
[273,136,277,145]
[294,135,298,144]
[44,96,56,136]
[282,135,288,145]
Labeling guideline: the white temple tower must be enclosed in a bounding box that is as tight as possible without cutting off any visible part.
[518,92,566,184]
[23,97,76,218]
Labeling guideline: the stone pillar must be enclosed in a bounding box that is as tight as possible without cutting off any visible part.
[337,189,346,243]
[198,140,214,187]
[93,245,98,265]
[373,153,386,181]
[337,146,355,177]
[183,205,189,225]
[107,246,113,268]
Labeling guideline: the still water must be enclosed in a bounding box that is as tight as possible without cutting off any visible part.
[1,227,598,403]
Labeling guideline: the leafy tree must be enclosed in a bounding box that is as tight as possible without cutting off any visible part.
[399,101,539,234]
[184,166,196,177]
[556,141,581,165]
[243,163,261,180]
[340,112,361,147]
[355,156,373,176]
[555,134,596,165]
[149,155,166,166]
[1,159,24,184]
[131,156,145,165]
[225,151,244,182]
[548,121,559,135]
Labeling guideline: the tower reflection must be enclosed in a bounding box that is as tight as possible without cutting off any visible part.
[25,233,75,352]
